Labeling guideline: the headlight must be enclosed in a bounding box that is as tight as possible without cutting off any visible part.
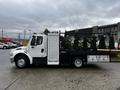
[24,48,28,53]
[16,48,22,50]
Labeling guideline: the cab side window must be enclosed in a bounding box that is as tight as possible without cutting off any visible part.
[36,36,43,45]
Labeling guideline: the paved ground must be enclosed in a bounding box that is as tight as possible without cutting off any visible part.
[0,50,120,90]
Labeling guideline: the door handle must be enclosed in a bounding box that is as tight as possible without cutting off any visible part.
[41,49,44,53]
[31,46,34,48]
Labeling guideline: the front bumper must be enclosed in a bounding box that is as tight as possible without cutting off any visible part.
[10,57,14,63]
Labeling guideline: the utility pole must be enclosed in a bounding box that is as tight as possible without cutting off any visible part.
[24,29,26,40]
[29,29,31,39]
[18,33,20,42]
[2,28,3,39]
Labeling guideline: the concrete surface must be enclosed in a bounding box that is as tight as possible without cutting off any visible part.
[0,50,120,90]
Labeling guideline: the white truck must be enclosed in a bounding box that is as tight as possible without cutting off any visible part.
[10,32,110,68]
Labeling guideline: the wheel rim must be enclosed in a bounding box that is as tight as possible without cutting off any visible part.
[3,47,6,49]
[74,59,82,67]
[17,59,26,67]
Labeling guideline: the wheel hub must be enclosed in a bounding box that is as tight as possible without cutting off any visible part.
[74,59,82,67]
[17,59,25,67]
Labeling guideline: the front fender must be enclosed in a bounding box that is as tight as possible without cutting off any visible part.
[11,50,32,64]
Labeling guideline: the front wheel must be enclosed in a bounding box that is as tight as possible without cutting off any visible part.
[74,57,83,68]
[15,56,28,69]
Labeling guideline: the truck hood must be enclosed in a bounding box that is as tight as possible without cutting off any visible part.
[16,46,27,50]
[11,46,27,52]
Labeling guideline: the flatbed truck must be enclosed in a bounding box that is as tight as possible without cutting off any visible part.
[10,32,118,68]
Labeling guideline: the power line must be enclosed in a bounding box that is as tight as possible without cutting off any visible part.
[0,29,32,39]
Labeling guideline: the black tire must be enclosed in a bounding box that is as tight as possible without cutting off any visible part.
[12,46,15,48]
[73,57,83,68]
[3,46,7,49]
[15,56,28,69]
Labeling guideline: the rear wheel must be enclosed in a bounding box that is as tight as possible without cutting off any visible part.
[74,57,83,68]
[15,56,28,69]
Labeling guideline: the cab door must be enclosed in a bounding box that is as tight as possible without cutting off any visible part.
[29,35,47,58]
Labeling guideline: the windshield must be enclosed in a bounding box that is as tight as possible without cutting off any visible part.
[31,36,36,46]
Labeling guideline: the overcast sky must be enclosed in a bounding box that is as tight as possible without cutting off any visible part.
[0,0,120,35]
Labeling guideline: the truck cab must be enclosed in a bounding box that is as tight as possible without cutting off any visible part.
[10,33,60,68]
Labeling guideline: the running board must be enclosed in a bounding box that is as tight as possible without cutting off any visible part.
[47,61,59,65]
